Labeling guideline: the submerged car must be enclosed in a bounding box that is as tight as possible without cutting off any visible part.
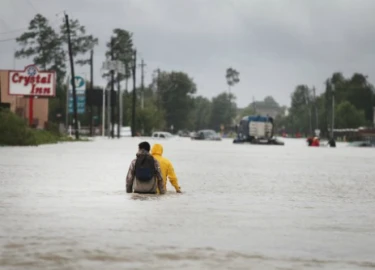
[191,129,221,141]
[151,131,174,139]
[348,140,375,147]
[177,130,190,137]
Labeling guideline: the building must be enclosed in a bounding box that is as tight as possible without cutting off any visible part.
[0,65,54,129]
[254,107,282,118]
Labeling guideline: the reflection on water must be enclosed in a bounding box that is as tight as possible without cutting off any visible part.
[1,138,374,270]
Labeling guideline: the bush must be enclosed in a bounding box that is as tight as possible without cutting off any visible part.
[44,122,61,136]
[33,129,60,145]
[0,109,90,146]
[0,109,66,146]
[0,109,38,146]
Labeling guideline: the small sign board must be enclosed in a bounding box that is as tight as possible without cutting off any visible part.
[102,60,125,74]
[69,75,86,95]
[68,75,86,114]
[8,65,56,97]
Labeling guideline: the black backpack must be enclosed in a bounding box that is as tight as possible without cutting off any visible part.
[135,155,156,182]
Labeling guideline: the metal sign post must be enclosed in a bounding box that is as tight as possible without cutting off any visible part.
[101,60,126,138]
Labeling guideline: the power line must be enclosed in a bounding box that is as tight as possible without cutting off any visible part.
[0,14,63,35]
[25,0,38,14]
[0,16,63,44]
[0,27,31,35]
[0,37,16,43]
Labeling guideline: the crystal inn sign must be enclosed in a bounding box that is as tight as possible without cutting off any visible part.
[8,65,56,97]
[8,65,56,126]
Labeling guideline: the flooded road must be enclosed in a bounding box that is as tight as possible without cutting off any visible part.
[1,137,375,269]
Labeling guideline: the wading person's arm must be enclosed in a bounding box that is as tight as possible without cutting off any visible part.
[154,160,165,194]
[126,160,135,193]
[167,161,181,193]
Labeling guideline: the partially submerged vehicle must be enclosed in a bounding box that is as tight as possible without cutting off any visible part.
[151,131,174,139]
[347,140,375,147]
[177,130,190,137]
[233,115,284,145]
[191,129,221,141]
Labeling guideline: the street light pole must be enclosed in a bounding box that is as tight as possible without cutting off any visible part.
[131,49,137,137]
[110,38,115,139]
[89,49,94,136]
[65,13,79,140]
[331,83,335,139]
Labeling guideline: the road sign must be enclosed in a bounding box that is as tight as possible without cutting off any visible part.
[102,60,125,74]
[68,96,85,114]
[68,94,85,114]
[69,75,86,95]
[68,74,86,114]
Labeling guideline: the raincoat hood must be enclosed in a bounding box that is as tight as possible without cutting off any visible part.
[151,144,163,156]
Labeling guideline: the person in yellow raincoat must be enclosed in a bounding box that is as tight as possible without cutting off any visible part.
[151,143,181,193]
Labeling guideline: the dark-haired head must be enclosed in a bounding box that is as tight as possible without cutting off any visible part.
[138,141,151,152]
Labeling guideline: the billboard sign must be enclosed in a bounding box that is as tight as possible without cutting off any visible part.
[68,96,85,114]
[8,65,56,97]
[68,75,86,114]
[69,75,86,95]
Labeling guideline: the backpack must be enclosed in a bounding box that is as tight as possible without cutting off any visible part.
[135,154,156,182]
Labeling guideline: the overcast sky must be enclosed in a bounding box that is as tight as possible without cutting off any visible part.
[1,0,375,107]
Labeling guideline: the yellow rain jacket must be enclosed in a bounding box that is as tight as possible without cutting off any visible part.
[151,144,181,192]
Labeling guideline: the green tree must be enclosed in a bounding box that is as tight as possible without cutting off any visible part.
[190,96,212,130]
[335,101,366,128]
[15,14,66,83]
[324,72,375,128]
[289,85,313,135]
[263,96,279,108]
[238,104,256,118]
[225,67,240,92]
[136,102,165,135]
[60,18,98,66]
[209,92,237,130]
[344,74,374,122]
[156,71,196,131]
[103,29,134,88]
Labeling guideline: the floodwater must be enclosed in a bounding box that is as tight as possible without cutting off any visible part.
[1,137,374,270]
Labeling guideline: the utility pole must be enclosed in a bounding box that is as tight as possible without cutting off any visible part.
[110,38,115,139]
[107,87,111,138]
[156,68,161,109]
[139,59,146,110]
[331,83,335,139]
[89,49,94,137]
[117,74,121,138]
[102,87,105,136]
[312,86,318,131]
[139,59,146,135]
[304,88,312,136]
[65,75,70,131]
[131,49,137,137]
[252,96,256,114]
[65,12,79,140]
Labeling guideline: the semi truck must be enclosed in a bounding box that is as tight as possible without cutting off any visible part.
[233,115,284,145]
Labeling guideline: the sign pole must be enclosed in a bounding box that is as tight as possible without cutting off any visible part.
[29,96,33,127]
[65,75,70,131]
[65,12,79,140]
[102,88,105,136]
[131,49,137,137]
[110,38,115,139]
[90,49,94,137]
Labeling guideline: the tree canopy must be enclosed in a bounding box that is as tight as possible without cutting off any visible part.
[13,14,375,137]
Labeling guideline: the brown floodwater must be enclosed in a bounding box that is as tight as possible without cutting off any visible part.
[1,137,374,269]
